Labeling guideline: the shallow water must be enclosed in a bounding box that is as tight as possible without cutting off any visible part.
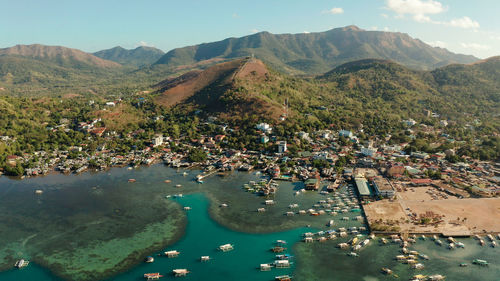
[0,165,498,280]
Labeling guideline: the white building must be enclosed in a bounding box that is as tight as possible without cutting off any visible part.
[256,123,272,133]
[339,130,353,138]
[402,119,417,127]
[105,102,116,107]
[278,141,287,153]
[440,120,448,127]
[152,134,163,147]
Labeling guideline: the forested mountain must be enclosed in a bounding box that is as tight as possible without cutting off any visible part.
[93,46,165,67]
[152,57,499,130]
[0,44,120,68]
[154,26,477,74]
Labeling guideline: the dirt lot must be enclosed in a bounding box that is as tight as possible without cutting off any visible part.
[365,193,500,236]
[398,186,451,201]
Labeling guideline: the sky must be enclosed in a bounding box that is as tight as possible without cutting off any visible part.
[1,0,499,58]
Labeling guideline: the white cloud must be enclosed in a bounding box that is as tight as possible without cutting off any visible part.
[381,13,389,18]
[232,13,239,18]
[303,31,310,34]
[369,26,378,31]
[427,41,447,48]
[136,41,154,47]
[446,16,479,29]
[323,7,344,14]
[250,29,259,33]
[460,43,490,50]
[386,0,444,20]
[384,27,390,31]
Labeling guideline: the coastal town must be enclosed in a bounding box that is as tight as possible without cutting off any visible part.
[2,109,499,238]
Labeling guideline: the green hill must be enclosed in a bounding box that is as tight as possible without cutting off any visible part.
[93,46,165,67]
[154,26,477,74]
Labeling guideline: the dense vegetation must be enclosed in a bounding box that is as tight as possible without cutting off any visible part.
[93,46,165,67]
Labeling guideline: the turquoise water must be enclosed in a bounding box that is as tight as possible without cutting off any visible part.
[110,193,309,281]
[0,165,498,281]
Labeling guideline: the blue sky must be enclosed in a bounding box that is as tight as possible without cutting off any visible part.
[1,0,499,58]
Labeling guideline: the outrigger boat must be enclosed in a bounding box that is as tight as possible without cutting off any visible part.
[381,267,393,275]
[275,275,292,281]
[172,269,189,277]
[144,273,163,280]
[14,259,29,269]
[472,259,489,266]
[271,246,287,253]
[218,244,234,252]
[145,256,154,263]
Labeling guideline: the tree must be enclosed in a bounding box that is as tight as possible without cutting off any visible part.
[188,148,207,162]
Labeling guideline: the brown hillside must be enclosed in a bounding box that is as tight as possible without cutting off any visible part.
[154,58,281,119]
[0,44,121,68]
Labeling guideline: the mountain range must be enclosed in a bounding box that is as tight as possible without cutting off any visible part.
[154,26,478,74]
[93,46,164,67]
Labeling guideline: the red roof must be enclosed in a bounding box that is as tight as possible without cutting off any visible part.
[411,178,432,184]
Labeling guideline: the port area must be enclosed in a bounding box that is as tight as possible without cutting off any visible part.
[364,187,500,236]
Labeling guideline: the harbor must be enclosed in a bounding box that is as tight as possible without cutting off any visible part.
[0,165,498,281]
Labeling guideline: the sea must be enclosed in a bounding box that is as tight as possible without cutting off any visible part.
[0,165,498,281]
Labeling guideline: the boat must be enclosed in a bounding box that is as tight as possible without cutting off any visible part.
[183,207,191,210]
[219,244,234,252]
[276,240,287,245]
[419,254,430,260]
[381,267,392,275]
[275,275,292,281]
[164,180,171,183]
[491,241,497,248]
[175,184,182,188]
[479,239,485,246]
[472,259,489,266]
[14,259,29,269]
[274,259,291,268]
[497,234,500,240]
[420,235,426,240]
[164,250,180,258]
[456,242,465,248]
[260,263,272,271]
[381,238,387,244]
[412,274,427,281]
[459,263,468,267]
[412,263,425,270]
[200,256,210,262]
[35,189,43,195]
[172,269,189,277]
[144,273,163,280]
[448,243,455,249]
[347,252,359,257]
[145,256,154,263]
[276,254,293,260]
[128,179,136,183]
[428,274,445,280]
[435,239,443,246]
[271,246,287,253]
[182,172,188,176]
[487,234,494,241]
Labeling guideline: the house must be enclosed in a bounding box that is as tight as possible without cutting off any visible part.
[277,141,287,153]
[339,130,353,138]
[261,134,269,144]
[105,102,116,107]
[152,134,163,147]
[361,147,376,157]
[90,127,106,137]
[402,119,417,126]
[256,123,272,133]
[6,155,19,167]
[440,120,448,127]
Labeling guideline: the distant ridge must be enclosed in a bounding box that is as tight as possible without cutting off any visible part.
[93,46,165,67]
[154,25,478,74]
[0,44,120,68]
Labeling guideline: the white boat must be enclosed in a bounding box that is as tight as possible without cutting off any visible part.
[412,263,425,270]
[428,274,445,280]
[15,259,29,269]
[218,244,234,252]
[172,269,189,277]
[200,256,210,261]
[183,206,191,210]
[164,250,180,258]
